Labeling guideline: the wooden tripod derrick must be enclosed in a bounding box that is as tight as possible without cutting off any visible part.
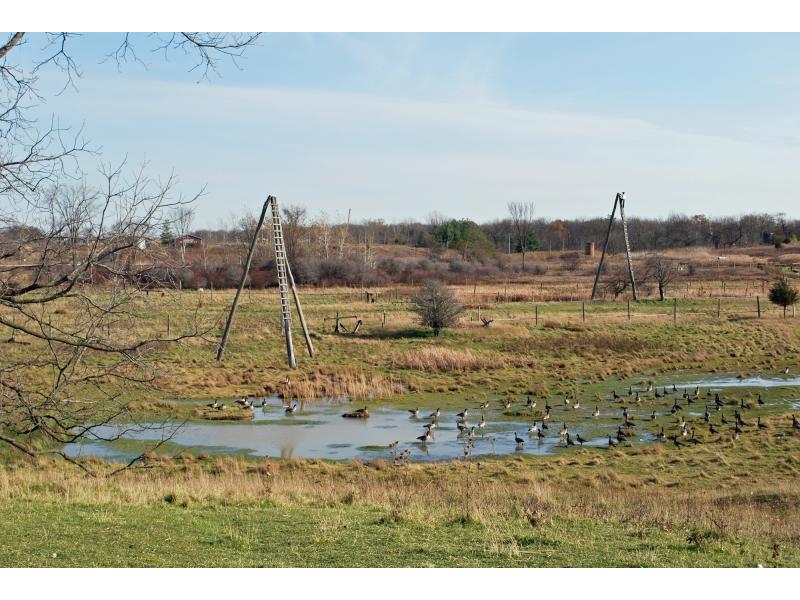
[590,192,638,301]
[216,195,314,368]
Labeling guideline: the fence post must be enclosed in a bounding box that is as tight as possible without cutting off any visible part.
[757,296,761,319]
[627,299,631,321]
[535,304,539,325]
[717,298,721,319]
[167,314,171,337]
[673,298,677,323]
[335,311,340,333]
[382,310,386,327]
[582,301,586,322]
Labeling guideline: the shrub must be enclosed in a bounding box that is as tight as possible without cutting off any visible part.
[768,276,799,317]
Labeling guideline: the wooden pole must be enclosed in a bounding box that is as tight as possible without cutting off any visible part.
[757,296,761,319]
[717,298,721,319]
[582,301,586,322]
[535,304,539,325]
[627,299,631,321]
[382,310,387,327]
[285,260,315,358]
[216,197,269,361]
[335,311,340,333]
[591,194,619,299]
[167,314,171,337]
[673,298,677,323]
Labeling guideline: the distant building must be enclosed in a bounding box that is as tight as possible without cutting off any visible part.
[171,234,203,248]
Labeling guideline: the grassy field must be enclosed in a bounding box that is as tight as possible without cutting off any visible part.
[1,285,800,566]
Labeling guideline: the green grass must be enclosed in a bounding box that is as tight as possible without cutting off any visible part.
[0,499,791,567]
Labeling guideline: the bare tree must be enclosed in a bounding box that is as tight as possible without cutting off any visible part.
[411,280,464,336]
[645,255,677,301]
[171,205,196,262]
[281,204,307,267]
[508,201,536,271]
[0,32,259,470]
[603,265,630,300]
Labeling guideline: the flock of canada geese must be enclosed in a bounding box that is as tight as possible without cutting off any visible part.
[388,367,799,463]
[203,368,799,463]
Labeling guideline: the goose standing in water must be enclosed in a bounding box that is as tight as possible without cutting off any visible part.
[408,408,420,418]
[285,402,298,415]
[416,430,431,444]
[559,423,569,438]
[592,406,600,418]
[514,432,525,447]
[608,435,618,448]
[576,433,587,447]
[565,433,576,447]
[477,415,486,429]
[428,408,441,420]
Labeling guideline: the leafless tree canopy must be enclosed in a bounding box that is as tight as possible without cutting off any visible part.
[411,280,464,336]
[645,255,677,301]
[507,201,535,270]
[0,32,259,469]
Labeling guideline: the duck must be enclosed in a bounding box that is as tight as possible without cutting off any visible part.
[342,407,369,419]
[514,432,525,446]
[408,408,420,417]
[285,402,298,414]
[592,406,600,418]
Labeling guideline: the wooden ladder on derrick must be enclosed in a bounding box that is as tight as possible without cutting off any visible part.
[590,192,638,301]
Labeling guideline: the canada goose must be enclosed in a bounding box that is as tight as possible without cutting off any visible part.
[758,417,769,430]
[428,408,441,419]
[526,396,535,408]
[527,423,537,434]
[757,394,765,406]
[740,398,752,410]
[709,423,717,434]
[715,393,723,407]
[617,427,627,442]
[242,399,252,409]
[720,412,729,425]
[628,386,633,396]
[479,400,490,410]
[704,410,710,423]
[545,402,553,412]
[783,367,790,375]
[342,407,369,419]
[686,395,694,405]
[734,423,743,435]
[656,427,665,442]
[672,383,678,392]
[576,433,587,446]
[540,420,549,430]
[477,415,486,429]
[236,397,248,406]
[514,432,525,446]
[573,400,581,410]
[503,399,512,410]
[559,423,569,437]
[732,429,740,442]
[456,409,469,419]
[285,402,298,414]
[792,414,800,430]
[463,444,471,460]
[592,406,600,418]
[650,410,657,420]
[564,397,571,407]
[608,435,618,447]
[542,409,551,421]
[565,433,576,447]
[612,390,620,400]
[217,403,226,411]
[635,391,641,403]
[672,436,683,449]
[694,386,700,397]
[655,389,662,399]
[416,430,431,444]
[408,408,420,417]
[456,421,469,433]
[207,400,219,409]
[424,421,437,430]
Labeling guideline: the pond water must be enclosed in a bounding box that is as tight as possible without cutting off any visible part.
[64,374,800,463]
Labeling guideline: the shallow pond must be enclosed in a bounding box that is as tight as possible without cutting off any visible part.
[64,374,800,463]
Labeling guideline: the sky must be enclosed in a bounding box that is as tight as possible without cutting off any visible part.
[9,33,800,227]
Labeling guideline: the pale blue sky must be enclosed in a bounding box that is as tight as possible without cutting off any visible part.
[13,33,800,226]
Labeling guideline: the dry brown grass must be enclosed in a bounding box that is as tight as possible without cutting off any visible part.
[270,368,407,401]
[391,347,504,372]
